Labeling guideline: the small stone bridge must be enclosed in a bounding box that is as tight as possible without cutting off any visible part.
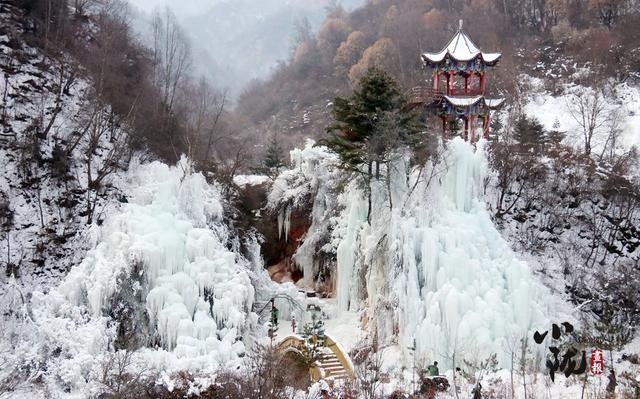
[278,334,355,382]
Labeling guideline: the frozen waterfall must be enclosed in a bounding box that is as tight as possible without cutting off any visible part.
[334,138,550,367]
[32,159,259,389]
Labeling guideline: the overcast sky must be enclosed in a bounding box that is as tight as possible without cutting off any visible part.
[127,0,364,99]
[129,0,218,18]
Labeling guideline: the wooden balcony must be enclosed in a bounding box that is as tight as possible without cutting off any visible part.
[409,86,484,104]
[448,88,484,96]
[409,87,444,104]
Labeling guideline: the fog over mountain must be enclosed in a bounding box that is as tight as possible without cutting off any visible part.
[129,0,364,100]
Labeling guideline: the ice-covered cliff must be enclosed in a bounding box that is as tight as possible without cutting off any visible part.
[4,159,265,395]
[271,138,559,368]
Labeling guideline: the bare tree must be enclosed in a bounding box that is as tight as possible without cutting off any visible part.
[215,137,254,195]
[354,345,385,399]
[598,109,623,163]
[83,102,130,225]
[235,344,291,399]
[151,7,191,116]
[566,87,611,156]
[39,59,76,140]
[183,77,228,165]
[148,7,192,160]
[490,141,547,219]
[97,349,151,398]
[73,0,95,17]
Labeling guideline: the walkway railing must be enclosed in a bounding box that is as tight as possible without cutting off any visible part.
[409,87,444,104]
[278,334,354,381]
[409,86,484,103]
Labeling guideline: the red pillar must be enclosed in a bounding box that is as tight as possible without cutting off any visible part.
[484,114,491,139]
[464,118,469,141]
[446,73,451,95]
[433,70,439,90]
[464,75,469,95]
[480,73,486,94]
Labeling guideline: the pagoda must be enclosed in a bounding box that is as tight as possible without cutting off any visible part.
[412,20,504,140]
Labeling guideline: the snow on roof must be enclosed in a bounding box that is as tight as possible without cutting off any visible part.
[485,98,505,108]
[422,21,502,64]
[444,95,483,106]
[481,52,502,63]
[443,95,505,108]
[233,174,271,187]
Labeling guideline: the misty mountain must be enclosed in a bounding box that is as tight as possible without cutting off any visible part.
[134,0,364,99]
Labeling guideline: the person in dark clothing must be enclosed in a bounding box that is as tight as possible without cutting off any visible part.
[270,298,279,327]
[427,361,439,376]
[472,382,482,399]
[606,370,617,397]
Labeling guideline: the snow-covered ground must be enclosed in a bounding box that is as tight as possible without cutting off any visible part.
[524,76,640,149]
[233,174,271,187]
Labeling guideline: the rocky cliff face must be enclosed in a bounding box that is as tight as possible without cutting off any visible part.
[0,3,128,286]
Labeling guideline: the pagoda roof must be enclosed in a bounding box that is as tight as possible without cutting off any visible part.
[422,21,501,65]
[443,95,505,109]
[484,98,505,108]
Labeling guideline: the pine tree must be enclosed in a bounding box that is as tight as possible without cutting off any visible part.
[547,117,565,145]
[263,132,285,176]
[577,301,633,375]
[323,67,421,171]
[489,117,503,140]
[514,115,547,152]
[299,307,326,365]
[448,118,461,134]
[592,303,633,358]
[321,67,422,222]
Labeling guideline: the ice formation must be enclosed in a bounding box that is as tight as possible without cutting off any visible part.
[326,138,549,367]
[268,141,342,286]
[31,159,259,389]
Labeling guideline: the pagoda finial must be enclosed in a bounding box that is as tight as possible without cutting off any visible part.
[459,19,463,30]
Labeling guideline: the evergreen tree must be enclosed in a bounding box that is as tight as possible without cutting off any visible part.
[448,118,461,134]
[489,116,503,141]
[263,132,285,176]
[321,67,422,221]
[547,117,565,146]
[514,115,547,152]
[591,303,634,361]
[298,307,326,366]
[323,67,421,172]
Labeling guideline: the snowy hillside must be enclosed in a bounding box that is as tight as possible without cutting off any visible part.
[0,6,127,288]
[0,5,269,396]
[524,76,640,150]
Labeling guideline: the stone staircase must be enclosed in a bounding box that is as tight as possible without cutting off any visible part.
[317,348,350,380]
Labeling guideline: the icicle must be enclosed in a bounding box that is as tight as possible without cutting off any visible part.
[284,207,291,241]
[336,189,367,312]
[51,159,257,371]
[331,137,551,368]
[276,206,292,242]
[277,209,283,240]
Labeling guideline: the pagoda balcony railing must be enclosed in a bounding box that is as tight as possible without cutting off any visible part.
[447,88,484,96]
[409,87,443,104]
[409,86,484,103]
